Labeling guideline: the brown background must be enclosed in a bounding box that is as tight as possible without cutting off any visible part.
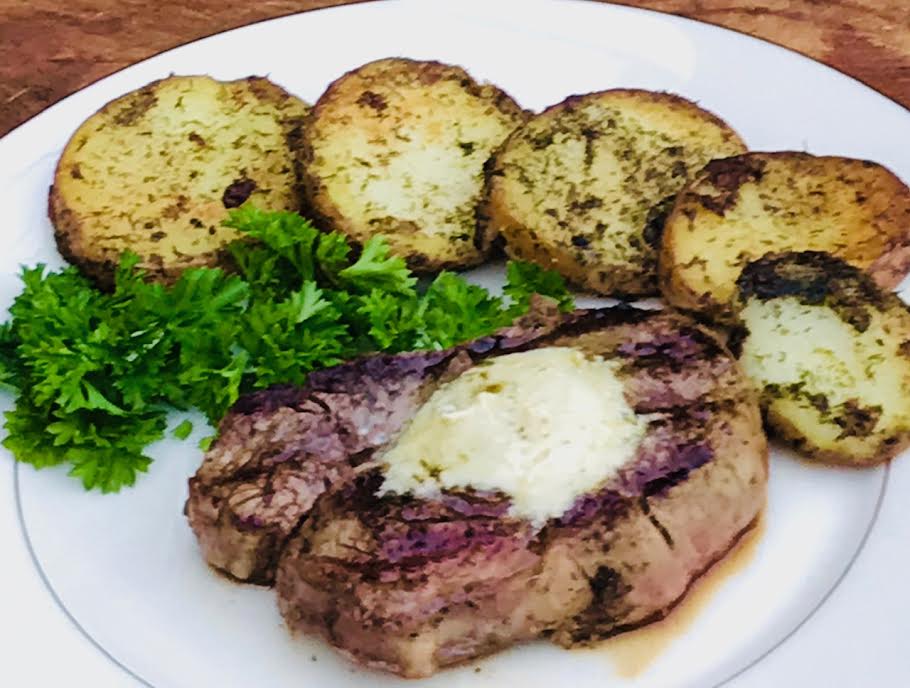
[1,0,908,137]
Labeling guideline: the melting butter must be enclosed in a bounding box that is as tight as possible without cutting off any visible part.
[379,347,646,525]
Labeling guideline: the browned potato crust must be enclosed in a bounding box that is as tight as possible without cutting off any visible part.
[660,152,910,319]
[733,251,910,467]
[483,89,746,296]
[300,58,528,272]
[50,75,309,286]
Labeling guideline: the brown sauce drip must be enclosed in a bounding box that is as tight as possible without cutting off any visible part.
[587,514,765,678]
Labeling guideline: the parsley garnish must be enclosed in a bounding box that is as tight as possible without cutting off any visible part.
[172,419,194,440]
[0,208,573,492]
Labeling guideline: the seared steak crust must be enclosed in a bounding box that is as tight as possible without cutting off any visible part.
[187,306,767,676]
[186,305,563,583]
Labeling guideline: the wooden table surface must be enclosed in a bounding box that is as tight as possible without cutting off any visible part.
[1,0,908,137]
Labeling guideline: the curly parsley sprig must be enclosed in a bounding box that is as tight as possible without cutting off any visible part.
[0,207,573,492]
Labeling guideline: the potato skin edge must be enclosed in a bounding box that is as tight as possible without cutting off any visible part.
[48,75,309,286]
[300,57,529,274]
[659,151,910,318]
[484,88,747,297]
[732,250,910,468]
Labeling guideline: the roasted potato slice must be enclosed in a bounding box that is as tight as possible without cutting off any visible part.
[483,90,746,296]
[301,58,528,272]
[660,152,910,319]
[732,251,910,467]
[50,75,309,285]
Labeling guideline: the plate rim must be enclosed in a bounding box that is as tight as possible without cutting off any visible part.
[1,1,907,686]
[12,457,892,688]
[1,0,907,150]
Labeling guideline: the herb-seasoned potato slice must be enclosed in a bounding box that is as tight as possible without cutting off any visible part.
[733,251,910,467]
[660,152,910,319]
[50,75,309,285]
[483,90,746,296]
[301,58,528,272]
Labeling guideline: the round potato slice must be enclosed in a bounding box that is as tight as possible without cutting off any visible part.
[300,58,528,272]
[733,251,910,467]
[660,152,910,319]
[50,75,309,285]
[484,90,746,296]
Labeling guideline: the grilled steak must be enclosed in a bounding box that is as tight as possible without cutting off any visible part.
[186,303,563,584]
[187,306,767,676]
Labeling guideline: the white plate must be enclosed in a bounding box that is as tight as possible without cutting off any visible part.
[1,1,908,686]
